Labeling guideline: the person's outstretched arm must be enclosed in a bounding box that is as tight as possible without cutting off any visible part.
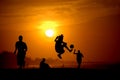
[73,49,77,54]
[54,36,59,42]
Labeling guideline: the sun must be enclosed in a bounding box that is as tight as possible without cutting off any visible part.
[38,21,59,38]
[45,29,54,37]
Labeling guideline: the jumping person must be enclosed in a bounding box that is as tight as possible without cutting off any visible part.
[54,34,74,59]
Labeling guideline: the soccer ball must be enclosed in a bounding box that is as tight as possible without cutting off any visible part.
[70,44,74,48]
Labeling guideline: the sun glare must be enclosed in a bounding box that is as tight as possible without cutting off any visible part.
[38,21,59,37]
[45,29,54,37]
[41,21,58,28]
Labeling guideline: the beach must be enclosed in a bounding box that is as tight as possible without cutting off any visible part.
[0,67,120,80]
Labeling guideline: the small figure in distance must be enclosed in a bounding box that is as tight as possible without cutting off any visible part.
[40,58,50,69]
[14,35,27,69]
[54,34,74,59]
[73,49,84,69]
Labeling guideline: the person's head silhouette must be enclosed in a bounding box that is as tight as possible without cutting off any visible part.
[78,50,80,53]
[60,34,63,37]
[42,58,45,63]
[19,35,23,41]
[59,34,64,41]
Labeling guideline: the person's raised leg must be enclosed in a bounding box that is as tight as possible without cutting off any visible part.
[58,53,62,59]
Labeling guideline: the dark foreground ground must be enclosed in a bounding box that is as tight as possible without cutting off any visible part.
[0,68,120,80]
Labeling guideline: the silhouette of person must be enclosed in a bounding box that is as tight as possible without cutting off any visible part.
[73,49,84,68]
[14,35,27,69]
[54,34,74,59]
[40,58,50,69]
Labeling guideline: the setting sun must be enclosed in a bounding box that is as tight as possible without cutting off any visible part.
[37,21,59,37]
[45,29,54,37]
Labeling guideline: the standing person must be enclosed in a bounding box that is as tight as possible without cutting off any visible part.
[54,34,74,59]
[14,35,27,69]
[73,49,84,68]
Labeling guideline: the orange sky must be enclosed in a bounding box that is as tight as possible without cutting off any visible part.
[0,0,120,63]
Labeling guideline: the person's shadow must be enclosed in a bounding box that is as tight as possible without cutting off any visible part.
[39,58,50,70]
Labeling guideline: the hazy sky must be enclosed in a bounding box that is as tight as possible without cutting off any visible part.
[0,0,120,63]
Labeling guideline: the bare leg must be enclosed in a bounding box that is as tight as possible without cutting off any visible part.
[62,42,74,52]
[65,46,73,52]
[58,53,62,59]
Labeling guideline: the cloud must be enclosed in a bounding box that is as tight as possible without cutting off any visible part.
[0,0,75,7]
[0,0,120,29]
[1,0,120,7]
